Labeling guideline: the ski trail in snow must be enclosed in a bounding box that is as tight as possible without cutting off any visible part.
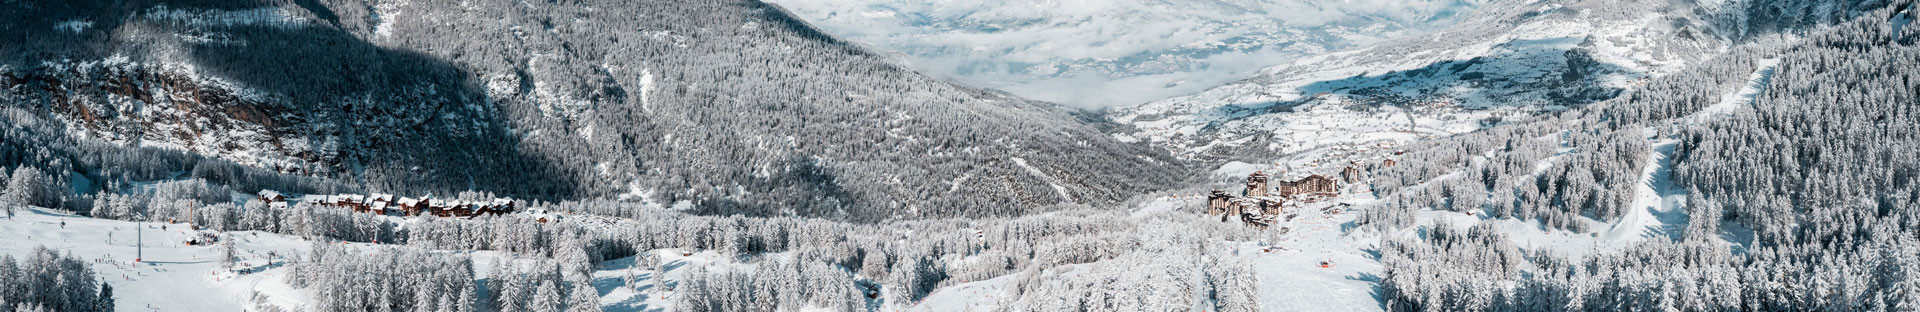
[1009,157,1073,200]
[1691,58,1779,122]
[1624,57,1783,247]
[638,69,655,113]
[1604,132,1688,244]
[1894,9,1912,41]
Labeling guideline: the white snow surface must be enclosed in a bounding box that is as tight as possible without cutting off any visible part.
[1895,8,1913,40]
[0,206,768,312]
[1601,131,1687,245]
[143,6,310,29]
[1010,157,1073,200]
[0,208,314,311]
[915,193,1390,312]
[1112,0,1730,160]
[1691,58,1780,121]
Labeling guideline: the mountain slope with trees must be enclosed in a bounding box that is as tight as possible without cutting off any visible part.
[1106,0,1875,161]
[0,0,1191,221]
[1356,1,1920,309]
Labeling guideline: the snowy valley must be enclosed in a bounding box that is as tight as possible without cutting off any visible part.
[3,0,1919,311]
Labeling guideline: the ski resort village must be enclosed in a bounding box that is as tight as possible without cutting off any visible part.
[3,0,1917,311]
[257,190,519,219]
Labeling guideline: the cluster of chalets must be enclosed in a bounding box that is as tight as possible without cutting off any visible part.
[1205,171,1342,229]
[256,190,515,218]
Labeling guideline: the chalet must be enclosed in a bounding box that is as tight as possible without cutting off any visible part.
[257,190,287,203]
[1245,171,1270,197]
[1342,165,1363,184]
[1277,174,1338,197]
[368,194,396,216]
[349,195,369,212]
[428,200,456,217]
[369,201,390,215]
[1206,190,1233,216]
[1204,172,1291,228]
[489,198,516,214]
[1259,198,1283,216]
[1221,198,1251,223]
[396,197,427,216]
[1239,198,1284,229]
[430,199,514,218]
[300,193,516,219]
[1382,158,1397,167]
[450,201,477,218]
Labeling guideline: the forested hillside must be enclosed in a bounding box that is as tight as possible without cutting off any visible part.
[0,0,1190,221]
[1110,0,1896,162]
[1357,1,1920,309]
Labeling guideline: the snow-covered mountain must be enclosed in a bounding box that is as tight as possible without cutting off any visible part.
[0,0,1192,221]
[767,0,1487,108]
[1110,0,1739,160]
[1,0,1916,311]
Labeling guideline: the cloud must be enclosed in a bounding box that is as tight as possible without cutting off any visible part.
[769,0,1486,109]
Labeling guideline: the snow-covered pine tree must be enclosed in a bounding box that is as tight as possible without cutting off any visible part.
[556,235,592,280]
[0,246,106,311]
[531,280,562,312]
[622,266,637,291]
[1208,253,1260,312]
[496,269,526,312]
[651,258,670,293]
[566,281,600,312]
[456,283,477,312]
[3,167,51,215]
[219,235,238,272]
[109,194,143,222]
[411,285,437,312]
[859,246,890,279]
[96,282,112,312]
[88,194,112,220]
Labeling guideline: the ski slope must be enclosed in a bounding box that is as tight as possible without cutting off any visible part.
[912,194,1390,312]
[0,206,749,312]
[1245,200,1386,312]
[0,207,312,311]
[1691,58,1780,121]
[1601,134,1687,244]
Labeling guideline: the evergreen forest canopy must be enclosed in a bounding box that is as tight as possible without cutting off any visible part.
[0,0,1191,222]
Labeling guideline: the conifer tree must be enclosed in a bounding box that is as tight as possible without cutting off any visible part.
[219,236,238,272]
[566,281,601,312]
[531,280,562,312]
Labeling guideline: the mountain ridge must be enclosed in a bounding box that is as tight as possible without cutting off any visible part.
[0,0,1194,221]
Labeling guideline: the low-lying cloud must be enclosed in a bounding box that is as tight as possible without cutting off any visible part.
[769,0,1487,109]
